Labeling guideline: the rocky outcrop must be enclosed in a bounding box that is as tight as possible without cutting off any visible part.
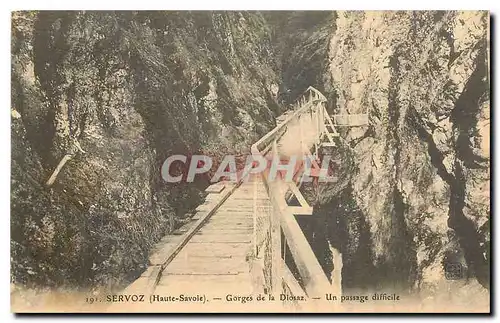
[11,11,280,290]
[289,11,489,300]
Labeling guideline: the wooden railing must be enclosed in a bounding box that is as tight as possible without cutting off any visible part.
[249,87,335,299]
[331,114,369,127]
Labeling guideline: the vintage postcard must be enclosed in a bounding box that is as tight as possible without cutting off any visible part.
[11,10,490,313]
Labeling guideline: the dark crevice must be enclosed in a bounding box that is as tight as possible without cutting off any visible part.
[375,189,418,291]
[408,101,490,289]
[451,44,489,169]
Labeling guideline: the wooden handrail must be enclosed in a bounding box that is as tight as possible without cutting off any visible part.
[251,101,313,154]
[330,113,368,117]
[250,86,331,298]
[305,86,327,101]
[251,87,326,155]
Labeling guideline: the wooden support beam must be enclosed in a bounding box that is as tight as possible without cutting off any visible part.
[285,206,313,215]
[281,260,306,299]
[324,107,339,135]
[45,154,72,187]
[321,131,335,144]
[331,246,343,298]
[279,204,331,297]
[331,113,369,127]
[287,182,308,206]
[265,161,330,296]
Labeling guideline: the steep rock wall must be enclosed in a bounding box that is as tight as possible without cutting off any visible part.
[11,11,280,290]
[306,11,489,302]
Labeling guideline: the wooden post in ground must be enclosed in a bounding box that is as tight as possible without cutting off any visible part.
[331,246,343,297]
[45,154,72,187]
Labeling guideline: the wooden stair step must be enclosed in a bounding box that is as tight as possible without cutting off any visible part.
[195,202,218,212]
[149,242,181,265]
[199,228,253,234]
[164,260,248,275]
[168,256,247,266]
[156,273,254,292]
[180,243,251,256]
[215,209,268,214]
[201,224,253,230]
[189,234,252,243]
[150,234,184,252]
[208,216,253,222]
[163,267,244,276]
[205,219,253,227]
[217,209,266,214]
[195,231,251,237]
[204,193,224,201]
[206,182,230,193]
[221,202,272,207]
[231,197,270,201]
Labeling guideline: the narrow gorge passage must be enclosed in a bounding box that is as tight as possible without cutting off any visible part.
[11,10,490,313]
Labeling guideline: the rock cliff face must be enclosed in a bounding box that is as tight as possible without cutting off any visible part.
[11,11,279,289]
[281,11,489,301]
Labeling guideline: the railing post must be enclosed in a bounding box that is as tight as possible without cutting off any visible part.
[317,103,321,138]
[299,115,304,155]
[270,139,282,294]
[319,104,322,145]
[315,103,320,156]
[253,172,258,255]
[322,103,325,134]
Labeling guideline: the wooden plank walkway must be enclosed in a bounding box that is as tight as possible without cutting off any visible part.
[107,179,271,312]
[154,179,270,297]
[108,86,358,312]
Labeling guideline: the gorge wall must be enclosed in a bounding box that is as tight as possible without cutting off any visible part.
[11,11,280,290]
[280,11,489,305]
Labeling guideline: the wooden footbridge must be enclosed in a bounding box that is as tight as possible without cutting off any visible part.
[112,87,368,312]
